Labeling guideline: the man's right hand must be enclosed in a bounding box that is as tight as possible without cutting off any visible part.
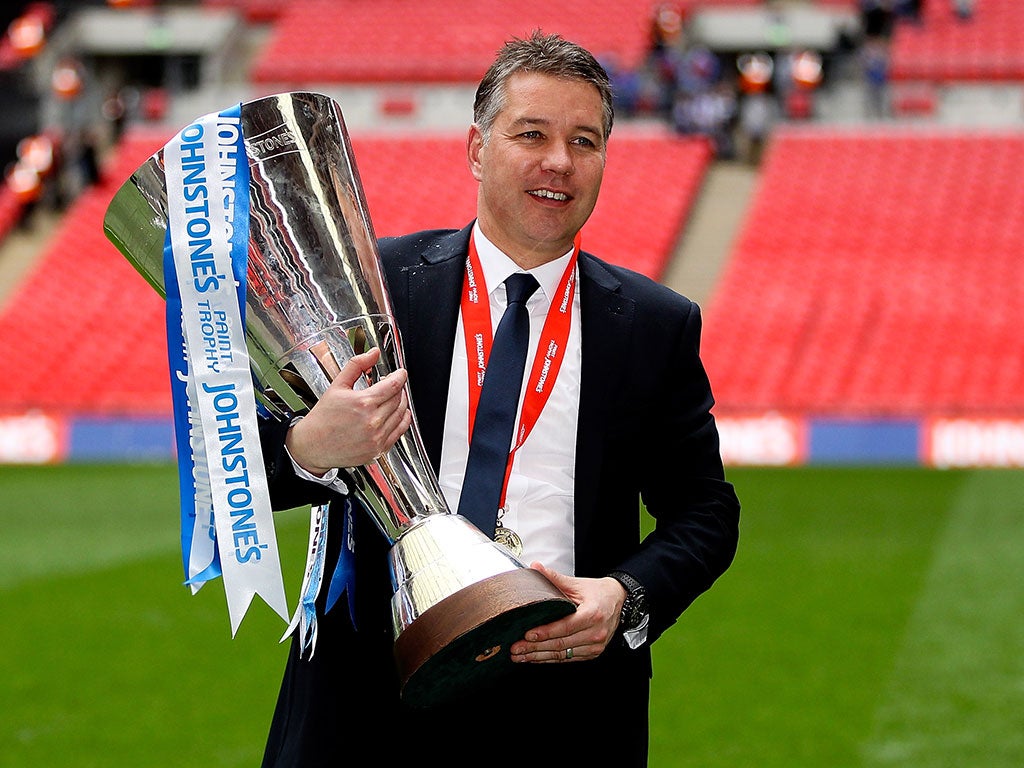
[284,347,412,476]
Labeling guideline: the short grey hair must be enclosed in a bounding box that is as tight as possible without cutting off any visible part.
[473,30,614,142]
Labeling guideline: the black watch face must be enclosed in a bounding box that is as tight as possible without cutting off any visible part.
[623,596,641,628]
[635,590,647,615]
[628,590,647,628]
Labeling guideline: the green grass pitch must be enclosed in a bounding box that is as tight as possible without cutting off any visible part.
[2,463,1022,767]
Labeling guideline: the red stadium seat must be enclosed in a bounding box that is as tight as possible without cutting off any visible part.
[250,0,762,85]
[702,127,1024,417]
[890,0,1024,82]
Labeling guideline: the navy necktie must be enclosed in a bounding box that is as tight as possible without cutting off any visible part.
[457,272,539,538]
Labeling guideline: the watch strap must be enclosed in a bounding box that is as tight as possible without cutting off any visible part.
[608,569,647,631]
[608,569,643,595]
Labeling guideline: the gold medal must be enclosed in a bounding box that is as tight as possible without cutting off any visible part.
[494,525,523,557]
[494,505,522,556]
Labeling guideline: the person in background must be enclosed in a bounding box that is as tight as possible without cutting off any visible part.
[861,37,890,119]
[860,0,896,39]
[952,0,975,21]
[895,0,922,23]
[259,30,740,768]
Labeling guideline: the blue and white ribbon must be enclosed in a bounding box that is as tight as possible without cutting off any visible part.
[162,104,288,634]
[282,497,358,657]
[282,503,329,657]
[325,498,357,624]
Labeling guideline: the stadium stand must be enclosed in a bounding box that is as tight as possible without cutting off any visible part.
[889,0,1024,82]
[0,129,170,415]
[352,126,712,280]
[2,0,1023,465]
[0,123,711,416]
[249,0,763,85]
[701,126,1024,417]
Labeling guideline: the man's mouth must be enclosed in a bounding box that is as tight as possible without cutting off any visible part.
[528,189,569,202]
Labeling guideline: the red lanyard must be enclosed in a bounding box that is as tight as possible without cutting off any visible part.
[461,233,579,505]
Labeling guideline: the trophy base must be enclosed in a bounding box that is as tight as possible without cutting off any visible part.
[394,567,575,708]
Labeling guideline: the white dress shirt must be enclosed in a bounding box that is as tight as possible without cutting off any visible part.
[438,224,582,576]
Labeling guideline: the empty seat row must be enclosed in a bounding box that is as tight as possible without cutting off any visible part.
[0,126,709,414]
[702,127,1024,416]
[890,0,1024,81]
[250,0,762,85]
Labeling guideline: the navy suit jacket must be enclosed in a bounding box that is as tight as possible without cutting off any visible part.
[260,223,740,768]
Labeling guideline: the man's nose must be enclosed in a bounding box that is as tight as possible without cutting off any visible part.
[542,143,574,175]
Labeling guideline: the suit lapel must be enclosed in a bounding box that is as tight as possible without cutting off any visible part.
[575,255,634,544]
[392,226,471,471]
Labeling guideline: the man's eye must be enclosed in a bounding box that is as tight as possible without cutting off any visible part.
[520,130,542,139]
[572,137,597,148]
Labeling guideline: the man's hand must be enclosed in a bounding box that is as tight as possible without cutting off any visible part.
[509,562,627,663]
[285,347,412,475]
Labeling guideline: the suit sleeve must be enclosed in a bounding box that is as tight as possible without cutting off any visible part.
[616,298,740,645]
[258,414,342,511]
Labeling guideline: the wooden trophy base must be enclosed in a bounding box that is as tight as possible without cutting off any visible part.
[393,567,575,708]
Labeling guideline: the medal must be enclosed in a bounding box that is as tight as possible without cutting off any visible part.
[494,526,523,557]
[494,506,522,556]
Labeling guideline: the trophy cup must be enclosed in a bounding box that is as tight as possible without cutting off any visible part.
[102,91,574,708]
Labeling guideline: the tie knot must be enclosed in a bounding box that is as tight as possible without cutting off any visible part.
[504,273,539,306]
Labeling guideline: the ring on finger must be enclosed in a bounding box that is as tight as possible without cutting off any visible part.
[565,647,574,660]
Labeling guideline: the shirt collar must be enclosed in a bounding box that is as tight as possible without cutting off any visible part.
[472,222,575,304]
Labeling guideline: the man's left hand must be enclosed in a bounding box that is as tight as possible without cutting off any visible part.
[509,562,627,663]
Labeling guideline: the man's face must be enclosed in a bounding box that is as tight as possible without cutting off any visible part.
[468,72,606,267]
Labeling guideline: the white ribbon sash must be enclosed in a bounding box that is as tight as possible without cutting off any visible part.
[163,106,288,635]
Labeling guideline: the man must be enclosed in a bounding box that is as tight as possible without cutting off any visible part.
[259,31,739,768]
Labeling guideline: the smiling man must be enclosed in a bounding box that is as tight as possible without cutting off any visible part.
[468,69,605,267]
[260,30,740,768]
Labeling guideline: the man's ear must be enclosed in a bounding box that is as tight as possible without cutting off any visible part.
[467,124,484,181]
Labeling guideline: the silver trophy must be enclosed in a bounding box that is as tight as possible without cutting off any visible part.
[102,91,574,708]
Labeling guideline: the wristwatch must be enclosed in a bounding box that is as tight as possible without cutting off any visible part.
[608,570,648,632]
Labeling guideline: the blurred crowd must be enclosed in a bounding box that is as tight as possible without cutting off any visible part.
[0,2,152,233]
[605,1,979,164]
[599,4,829,163]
